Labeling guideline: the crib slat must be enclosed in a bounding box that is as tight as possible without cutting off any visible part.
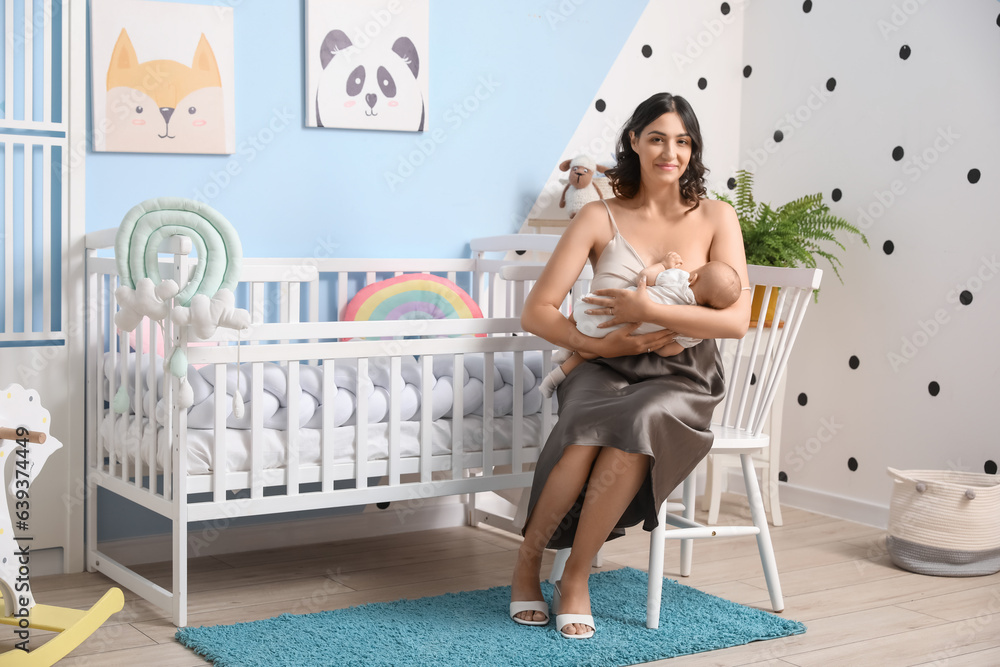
[92,270,106,476]
[451,353,463,482]
[420,354,432,484]
[541,349,553,439]
[119,329,129,483]
[213,363,227,503]
[286,361,300,495]
[162,311,173,500]
[355,358,368,489]
[251,362,264,498]
[322,359,335,492]
[337,272,348,320]
[512,351,524,475]
[23,146,33,330]
[133,323,144,488]
[147,321,158,491]
[388,356,401,487]
[483,352,494,476]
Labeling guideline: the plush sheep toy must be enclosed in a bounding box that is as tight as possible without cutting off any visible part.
[559,155,615,218]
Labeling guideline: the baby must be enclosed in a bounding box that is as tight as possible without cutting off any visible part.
[540,252,743,398]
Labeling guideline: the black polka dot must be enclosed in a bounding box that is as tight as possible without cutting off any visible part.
[803,0,812,12]
[698,77,708,90]
[883,240,894,255]
[986,460,998,475]
[774,129,784,143]
[750,373,757,385]
[727,176,737,190]
[899,44,911,60]
[826,77,836,92]
[778,471,788,482]
[376,501,390,509]
[959,290,972,305]
[928,381,940,396]
[515,249,526,256]
[721,2,731,15]
[797,392,808,406]
[849,355,860,369]
[743,65,752,78]
[848,457,858,471]
[892,146,904,161]
[595,99,606,112]
[831,188,842,202]
[997,13,1000,28]
[968,168,981,184]
[641,44,653,58]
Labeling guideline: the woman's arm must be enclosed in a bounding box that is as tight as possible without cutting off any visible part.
[521,202,676,356]
[584,201,752,340]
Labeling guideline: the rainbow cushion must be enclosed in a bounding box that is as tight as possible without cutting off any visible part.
[343,273,484,336]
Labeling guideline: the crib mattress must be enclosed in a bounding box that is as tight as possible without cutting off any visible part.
[100,411,547,476]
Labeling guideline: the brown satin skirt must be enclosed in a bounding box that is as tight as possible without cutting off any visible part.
[522,340,725,550]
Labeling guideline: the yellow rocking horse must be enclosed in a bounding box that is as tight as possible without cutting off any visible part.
[0,385,123,666]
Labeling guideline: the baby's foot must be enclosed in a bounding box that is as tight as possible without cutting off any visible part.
[540,366,566,398]
[510,549,547,623]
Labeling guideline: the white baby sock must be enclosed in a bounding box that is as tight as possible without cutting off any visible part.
[540,366,566,398]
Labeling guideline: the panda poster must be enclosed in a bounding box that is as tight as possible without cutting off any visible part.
[306,0,429,132]
[90,0,235,154]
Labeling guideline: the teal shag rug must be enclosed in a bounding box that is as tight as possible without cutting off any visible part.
[176,567,805,667]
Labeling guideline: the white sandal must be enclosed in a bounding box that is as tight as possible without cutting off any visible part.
[552,580,595,639]
[509,600,549,626]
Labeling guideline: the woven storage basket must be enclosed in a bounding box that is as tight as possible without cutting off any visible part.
[886,467,1000,576]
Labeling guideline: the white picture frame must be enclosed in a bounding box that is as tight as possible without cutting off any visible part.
[91,0,235,154]
[305,0,429,132]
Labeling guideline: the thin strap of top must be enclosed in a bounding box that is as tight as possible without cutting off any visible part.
[600,199,620,235]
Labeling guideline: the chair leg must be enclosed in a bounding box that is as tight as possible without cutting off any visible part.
[679,473,695,577]
[767,462,783,527]
[548,548,570,584]
[647,501,668,629]
[699,455,714,512]
[741,453,784,612]
[706,456,724,525]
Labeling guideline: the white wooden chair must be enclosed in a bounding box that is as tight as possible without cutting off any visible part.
[644,265,823,627]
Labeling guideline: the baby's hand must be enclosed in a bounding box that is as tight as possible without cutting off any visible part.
[637,265,663,287]
[662,251,683,269]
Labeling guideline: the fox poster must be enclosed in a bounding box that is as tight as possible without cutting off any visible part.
[306,0,429,132]
[91,0,235,154]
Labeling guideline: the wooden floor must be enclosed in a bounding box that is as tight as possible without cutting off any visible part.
[8,495,1000,666]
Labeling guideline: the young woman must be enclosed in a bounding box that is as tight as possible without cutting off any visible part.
[509,93,751,638]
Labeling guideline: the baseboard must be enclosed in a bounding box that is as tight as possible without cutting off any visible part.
[98,497,470,566]
[724,471,889,529]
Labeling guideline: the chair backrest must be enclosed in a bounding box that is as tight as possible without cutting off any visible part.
[715,265,823,436]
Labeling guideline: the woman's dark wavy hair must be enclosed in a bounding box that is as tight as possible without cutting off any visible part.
[605,92,709,213]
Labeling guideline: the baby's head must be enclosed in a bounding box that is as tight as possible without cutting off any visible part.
[689,261,742,309]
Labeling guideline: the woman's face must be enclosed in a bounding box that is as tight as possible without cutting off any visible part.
[629,112,693,185]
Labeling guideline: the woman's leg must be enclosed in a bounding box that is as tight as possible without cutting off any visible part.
[557,447,651,635]
[511,444,602,622]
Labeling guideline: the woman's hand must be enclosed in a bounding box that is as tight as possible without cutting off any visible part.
[583,276,651,329]
[590,322,677,358]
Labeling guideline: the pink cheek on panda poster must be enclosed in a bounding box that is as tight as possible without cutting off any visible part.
[192,120,206,127]
[388,101,399,107]
[343,101,356,107]
[132,119,146,125]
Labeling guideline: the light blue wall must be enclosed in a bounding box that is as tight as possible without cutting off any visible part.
[86,1,647,261]
[90,0,647,541]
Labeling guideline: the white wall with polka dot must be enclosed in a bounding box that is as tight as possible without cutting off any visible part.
[738,0,997,526]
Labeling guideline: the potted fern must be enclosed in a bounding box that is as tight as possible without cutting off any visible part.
[714,169,867,323]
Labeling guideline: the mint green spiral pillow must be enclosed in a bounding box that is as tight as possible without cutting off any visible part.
[115,197,243,307]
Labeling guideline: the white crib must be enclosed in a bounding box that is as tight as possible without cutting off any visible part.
[84,229,587,626]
